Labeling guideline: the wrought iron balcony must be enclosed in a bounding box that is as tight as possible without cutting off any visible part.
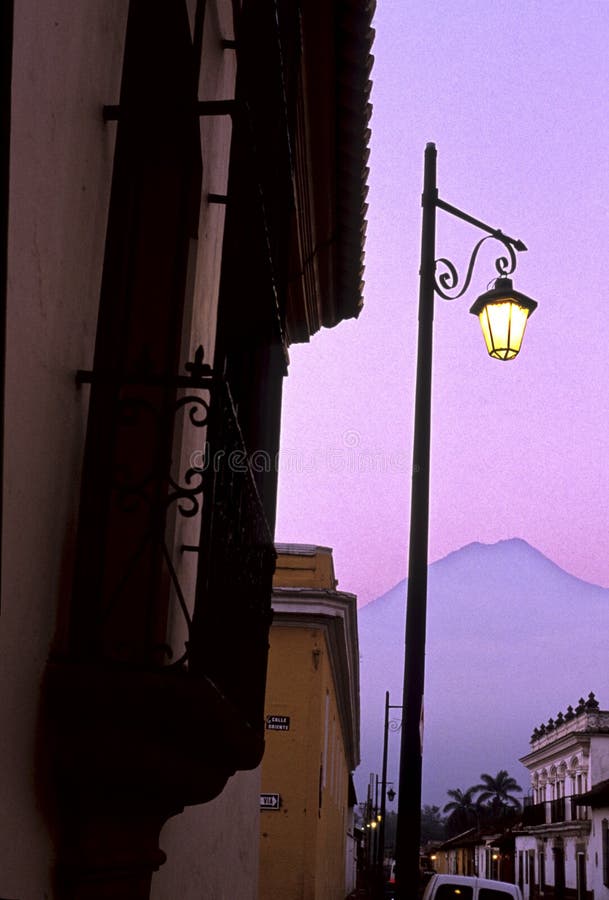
[521,795,589,827]
[74,347,275,694]
[522,800,546,826]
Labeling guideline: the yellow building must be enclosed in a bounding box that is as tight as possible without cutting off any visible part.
[260,545,360,900]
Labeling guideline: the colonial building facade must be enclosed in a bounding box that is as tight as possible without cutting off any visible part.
[259,544,361,900]
[515,694,609,900]
[0,2,373,897]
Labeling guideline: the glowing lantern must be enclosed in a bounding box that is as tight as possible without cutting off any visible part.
[470,277,538,360]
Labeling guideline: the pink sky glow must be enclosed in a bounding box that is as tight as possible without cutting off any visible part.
[275,0,609,605]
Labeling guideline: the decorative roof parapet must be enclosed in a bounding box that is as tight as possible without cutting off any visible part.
[530,693,608,747]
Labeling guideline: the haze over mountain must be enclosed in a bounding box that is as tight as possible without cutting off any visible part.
[357,538,609,812]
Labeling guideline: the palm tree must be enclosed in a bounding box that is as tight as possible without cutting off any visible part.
[474,769,523,818]
[443,787,480,836]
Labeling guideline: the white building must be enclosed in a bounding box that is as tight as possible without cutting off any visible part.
[574,779,609,900]
[515,693,609,900]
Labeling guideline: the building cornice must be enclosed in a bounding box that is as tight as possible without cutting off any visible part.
[520,732,592,769]
[515,820,591,839]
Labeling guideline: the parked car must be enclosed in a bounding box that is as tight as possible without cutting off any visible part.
[422,875,523,900]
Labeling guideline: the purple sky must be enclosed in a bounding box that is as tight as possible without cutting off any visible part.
[276,0,609,606]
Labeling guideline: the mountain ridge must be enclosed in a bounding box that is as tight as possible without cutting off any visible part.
[356,538,609,811]
[361,538,608,613]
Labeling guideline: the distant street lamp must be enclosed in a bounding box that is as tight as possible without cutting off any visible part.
[395,143,538,899]
[379,691,402,879]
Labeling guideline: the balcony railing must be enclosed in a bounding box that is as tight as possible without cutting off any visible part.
[521,794,589,827]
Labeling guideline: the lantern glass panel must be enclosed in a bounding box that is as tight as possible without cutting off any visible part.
[479,300,530,360]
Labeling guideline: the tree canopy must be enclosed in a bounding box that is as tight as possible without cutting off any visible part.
[474,769,523,816]
[442,770,523,836]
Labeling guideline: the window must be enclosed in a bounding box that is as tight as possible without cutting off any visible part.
[603,819,609,887]
[539,850,546,893]
[480,891,515,900]
[435,885,473,900]
[576,851,587,900]
[528,851,536,898]
[553,846,565,900]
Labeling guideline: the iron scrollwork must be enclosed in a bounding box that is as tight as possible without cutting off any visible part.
[75,345,275,672]
[166,393,210,518]
[434,231,521,301]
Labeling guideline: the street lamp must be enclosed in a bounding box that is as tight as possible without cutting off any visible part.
[395,143,537,899]
[379,691,402,881]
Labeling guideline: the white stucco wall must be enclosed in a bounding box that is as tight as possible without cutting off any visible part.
[585,809,609,900]
[590,735,609,787]
[151,768,262,900]
[514,836,537,900]
[514,833,585,900]
[1,2,125,896]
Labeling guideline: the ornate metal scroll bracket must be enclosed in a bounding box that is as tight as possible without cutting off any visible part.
[433,195,527,301]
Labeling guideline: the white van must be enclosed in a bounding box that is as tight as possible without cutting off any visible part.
[422,874,523,900]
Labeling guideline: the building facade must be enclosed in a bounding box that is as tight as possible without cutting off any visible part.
[259,544,360,900]
[1,2,373,897]
[435,827,516,884]
[515,694,609,900]
[573,779,609,900]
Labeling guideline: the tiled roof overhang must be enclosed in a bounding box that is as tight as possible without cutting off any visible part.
[287,0,375,342]
[332,0,375,327]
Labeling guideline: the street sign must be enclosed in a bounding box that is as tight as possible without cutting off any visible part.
[260,793,281,810]
[266,715,290,731]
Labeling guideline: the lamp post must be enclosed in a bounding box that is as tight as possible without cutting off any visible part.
[379,691,402,883]
[395,143,537,899]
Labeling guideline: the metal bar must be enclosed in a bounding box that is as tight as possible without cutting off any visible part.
[197,100,238,117]
[395,141,438,899]
[208,193,228,205]
[435,197,527,251]
[102,100,238,122]
[75,370,215,389]
[241,102,286,346]
[102,104,120,122]
[271,0,295,190]
[221,39,237,50]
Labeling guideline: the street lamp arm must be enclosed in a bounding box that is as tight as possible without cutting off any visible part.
[435,197,527,252]
[435,232,519,301]
[433,193,527,302]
